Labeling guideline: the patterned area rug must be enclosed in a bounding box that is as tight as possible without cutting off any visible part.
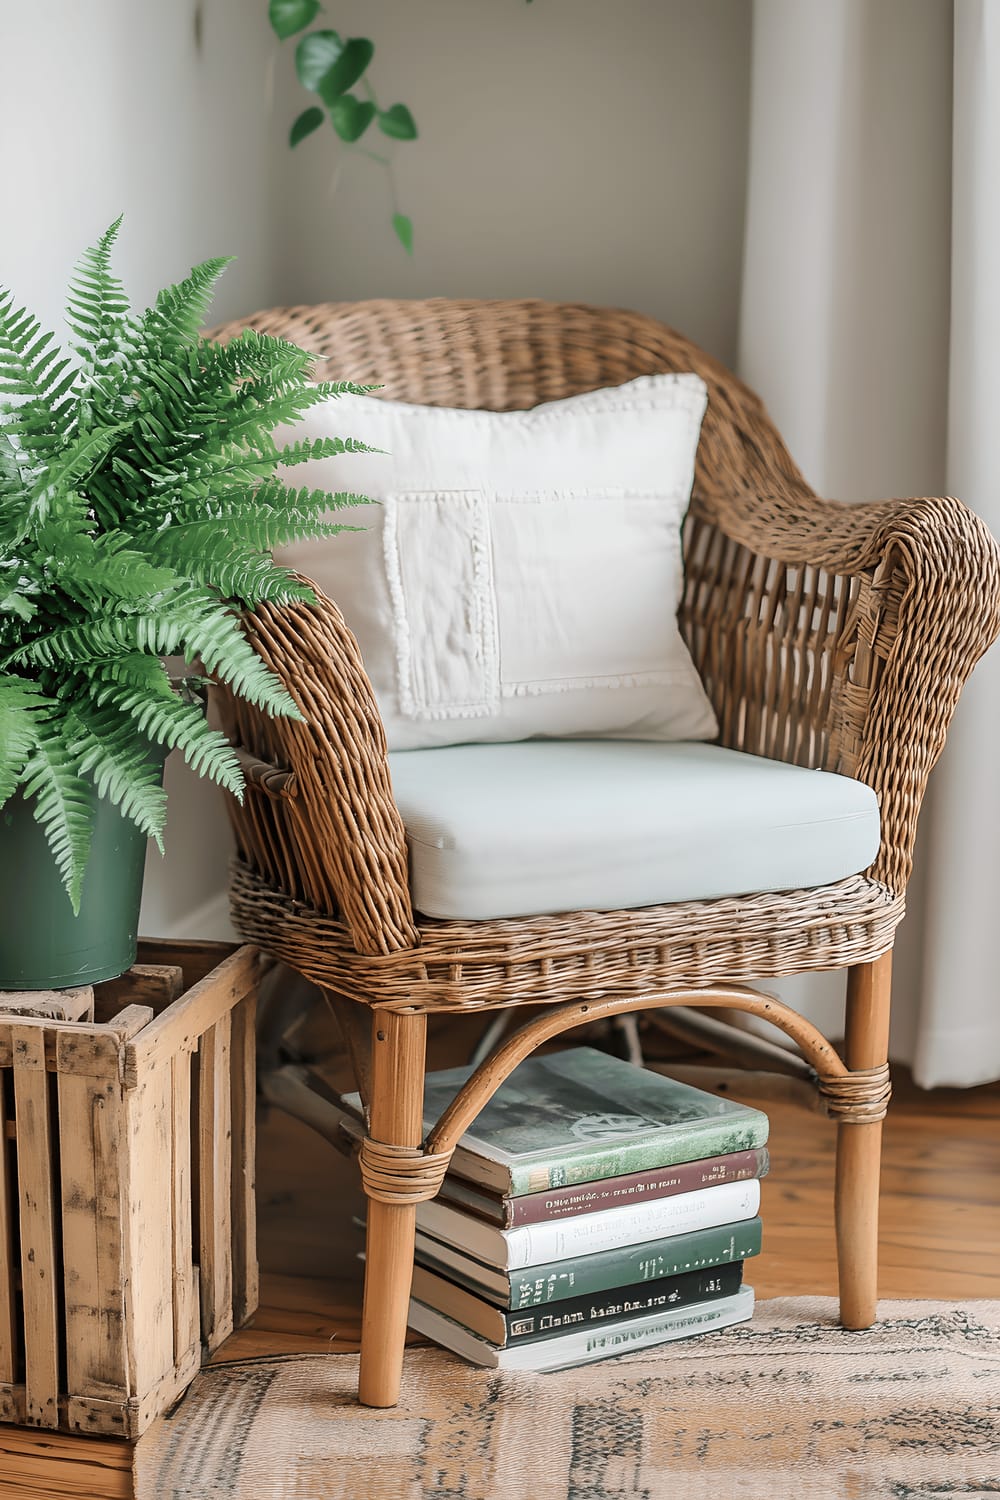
[134,1298,1000,1499]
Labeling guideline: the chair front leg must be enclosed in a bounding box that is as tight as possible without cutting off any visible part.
[835,951,893,1329]
[358,1010,428,1408]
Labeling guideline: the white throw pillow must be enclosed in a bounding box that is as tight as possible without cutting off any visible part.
[274,374,718,750]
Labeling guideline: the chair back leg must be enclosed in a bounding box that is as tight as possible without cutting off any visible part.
[835,951,893,1328]
[358,1011,428,1407]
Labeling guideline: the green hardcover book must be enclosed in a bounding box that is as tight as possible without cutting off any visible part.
[415,1215,764,1310]
[343,1046,769,1196]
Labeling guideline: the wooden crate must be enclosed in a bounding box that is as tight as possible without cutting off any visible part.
[0,939,258,1440]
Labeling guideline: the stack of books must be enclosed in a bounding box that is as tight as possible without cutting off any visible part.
[345,1045,769,1371]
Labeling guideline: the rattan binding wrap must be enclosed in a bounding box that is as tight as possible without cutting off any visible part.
[358,1138,454,1206]
[209,299,1000,1013]
[817,1064,893,1123]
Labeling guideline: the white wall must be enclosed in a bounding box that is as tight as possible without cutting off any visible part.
[1,0,280,937]
[272,0,753,367]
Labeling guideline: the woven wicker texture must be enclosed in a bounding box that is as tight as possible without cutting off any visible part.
[208,299,1000,1010]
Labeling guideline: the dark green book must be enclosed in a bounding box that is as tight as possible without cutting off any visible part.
[414,1216,764,1309]
[411,1258,745,1346]
[344,1046,769,1196]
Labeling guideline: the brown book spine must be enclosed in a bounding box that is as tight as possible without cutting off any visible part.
[490,1147,769,1226]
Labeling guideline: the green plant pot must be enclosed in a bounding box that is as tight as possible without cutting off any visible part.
[0,774,160,991]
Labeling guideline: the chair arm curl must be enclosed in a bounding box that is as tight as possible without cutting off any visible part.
[214,578,418,956]
[684,486,1000,895]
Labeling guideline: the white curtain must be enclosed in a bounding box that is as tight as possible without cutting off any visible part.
[739,0,1000,1086]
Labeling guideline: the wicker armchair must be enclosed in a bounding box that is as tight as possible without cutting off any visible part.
[208,299,1000,1407]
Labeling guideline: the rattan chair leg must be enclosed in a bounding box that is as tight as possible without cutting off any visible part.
[358,1010,428,1408]
[835,951,893,1329]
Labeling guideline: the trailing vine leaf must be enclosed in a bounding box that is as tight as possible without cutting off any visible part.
[378,104,418,141]
[269,0,320,40]
[392,213,414,255]
[295,30,345,92]
[330,95,376,143]
[290,106,324,147]
[316,37,374,103]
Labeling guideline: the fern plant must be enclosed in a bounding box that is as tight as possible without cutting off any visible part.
[0,218,367,913]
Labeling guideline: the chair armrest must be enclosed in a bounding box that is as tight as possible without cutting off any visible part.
[683,487,1000,896]
[213,580,418,955]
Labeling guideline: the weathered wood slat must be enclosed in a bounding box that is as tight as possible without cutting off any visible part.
[170,1053,199,1366]
[0,1016,122,1075]
[57,1072,128,1404]
[198,1014,234,1352]
[0,989,93,1022]
[123,1060,175,1402]
[104,1005,154,1043]
[93,966,184,1023]
[0,1080,17,1386]
[124,947,257,1086]
[0,1381,26,1424]
[126,1339,200,1440]
[230,992,259,1330]
[137,938,238,989]
[12,1029,60,1429]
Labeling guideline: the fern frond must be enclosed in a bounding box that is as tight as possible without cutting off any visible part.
[276,434,381,466]
[158,592,303,714]
[65,217,134,357]
[181,382,329,456]
[242,479,371,518]
[64,697,168,848]
[135,527,315,606]
[0,291,77,459]
[143,447,275,498]
[0,429,24,494]
[134,512,351,568]
[312,379,379,400]
[200,328,316,386]
[0,432,32,547]
[19,725,95,914]
[0,673,49,807]
[6,584,301,718]
[26,423,124,532]
[90,657,245,796]
[48,531,177,609]
[143,257,233,348]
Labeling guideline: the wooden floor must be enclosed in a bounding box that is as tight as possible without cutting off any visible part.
[2,1011,998,1498]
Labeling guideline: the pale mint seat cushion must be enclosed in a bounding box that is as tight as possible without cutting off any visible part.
[387,740,881,921]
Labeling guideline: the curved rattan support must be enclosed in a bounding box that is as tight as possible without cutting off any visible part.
[423,984,890,1161]
[358,1137,453,1206]
[213,581,417,956]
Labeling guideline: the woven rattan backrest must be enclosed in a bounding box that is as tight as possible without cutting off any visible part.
[220,297,811,497]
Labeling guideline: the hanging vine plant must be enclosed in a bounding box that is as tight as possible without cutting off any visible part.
[268,1,533,255]
[269,0,419,254]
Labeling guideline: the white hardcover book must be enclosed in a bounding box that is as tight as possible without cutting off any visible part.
[407,1285,755,1371]
[416,1177,761,1271]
